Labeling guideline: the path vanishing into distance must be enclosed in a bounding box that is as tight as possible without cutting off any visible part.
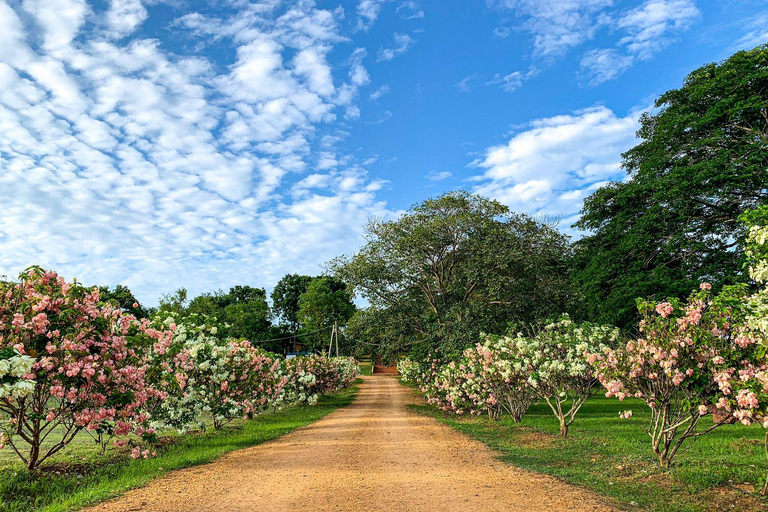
[86,376,616,512]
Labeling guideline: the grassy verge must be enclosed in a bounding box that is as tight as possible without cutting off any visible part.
[408,389,767,512]
[358,361,373,375]
[0,380,360,512]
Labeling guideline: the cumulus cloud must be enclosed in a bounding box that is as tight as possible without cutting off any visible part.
[0,0,393,302]
[471,105,641,227]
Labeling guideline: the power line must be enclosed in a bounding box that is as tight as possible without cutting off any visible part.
[247,325,334,344]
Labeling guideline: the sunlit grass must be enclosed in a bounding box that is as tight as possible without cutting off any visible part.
[410,394,767,512]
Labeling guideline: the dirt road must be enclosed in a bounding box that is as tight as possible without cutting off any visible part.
[86,375,616,512]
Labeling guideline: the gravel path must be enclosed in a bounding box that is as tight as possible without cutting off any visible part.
[85,375,616,512]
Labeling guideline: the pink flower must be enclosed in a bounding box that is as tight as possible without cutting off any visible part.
[699,282,712,290]
[619,410,633,419]
[655,302,674,318]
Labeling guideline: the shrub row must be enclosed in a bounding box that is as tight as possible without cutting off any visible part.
[0,270,358,471]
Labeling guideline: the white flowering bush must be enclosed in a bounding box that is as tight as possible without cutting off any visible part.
[283,355,359,406]
[397,357,421,382]
[148,321,287,431]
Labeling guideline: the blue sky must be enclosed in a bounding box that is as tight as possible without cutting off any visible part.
[0,0,765,303]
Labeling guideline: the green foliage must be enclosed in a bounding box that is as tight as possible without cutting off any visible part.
[156,286,277,349]
[573,44,768,328]
[297,277,356,351]
[97,284,151,319]
[331,191,573,356]
[271,274,314,332]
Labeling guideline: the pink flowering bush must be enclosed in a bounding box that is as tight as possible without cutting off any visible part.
[165,322,287,430]
[0,267,171,470]
[420,338,537,422]
[589,284,765,468]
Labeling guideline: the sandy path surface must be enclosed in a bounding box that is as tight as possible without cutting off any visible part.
[85,375,616,512]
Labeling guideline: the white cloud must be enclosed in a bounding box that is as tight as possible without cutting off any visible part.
[396,1,424,20]
[455,74,476,92]
[493,0,613,58]
[733,10,768,50]
[493,0,700,85]
[0,0,394,303]
[356,0,385,31]
[105,0,148,38]
[485,67,539,93]
[369,84,390,101]
[581,0,700,84]
[377,33,415,62]
[471,105,641,226]
[579,48,634,85]
[426,170,452,181]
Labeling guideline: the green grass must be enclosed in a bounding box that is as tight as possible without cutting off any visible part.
[409,392,767,512]
[357,361,373,375]
[0,381,360,512]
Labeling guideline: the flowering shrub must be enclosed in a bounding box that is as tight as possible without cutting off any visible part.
[589,284,765,467]
[283,355,358,405]
[519,316,618,437]
[421,337,537,422]
[0,268,170,470]
[156,322,287,430]
[397,357,421,382]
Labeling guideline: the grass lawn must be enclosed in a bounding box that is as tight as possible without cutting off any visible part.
[0,380,360,512]
[409,390,767,512]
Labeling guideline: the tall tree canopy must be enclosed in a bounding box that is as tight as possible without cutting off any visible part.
[330,191,573,356]
[271,274,314,332]
[572,44,768,328]
[98,284,151,319]
[297,277,356,352]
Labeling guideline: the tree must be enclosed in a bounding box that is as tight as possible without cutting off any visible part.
[573,45,768,328]
[297,277,356,352]
[158,286,273,345]
[98,284,151,319]
[329,191,573,356]
[271,274,314,333]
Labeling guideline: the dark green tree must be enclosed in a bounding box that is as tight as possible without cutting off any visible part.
[271,274,314,332]
[297,277,356,352]
[329,191,573,356]
[573,45,768,328]
[98,284,151,319]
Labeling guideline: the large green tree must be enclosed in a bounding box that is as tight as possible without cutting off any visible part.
[330,191,573,356]
[271,274,314,333]
[158,285,275,347]
[573,45,768,328]
[297,277,356,352]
